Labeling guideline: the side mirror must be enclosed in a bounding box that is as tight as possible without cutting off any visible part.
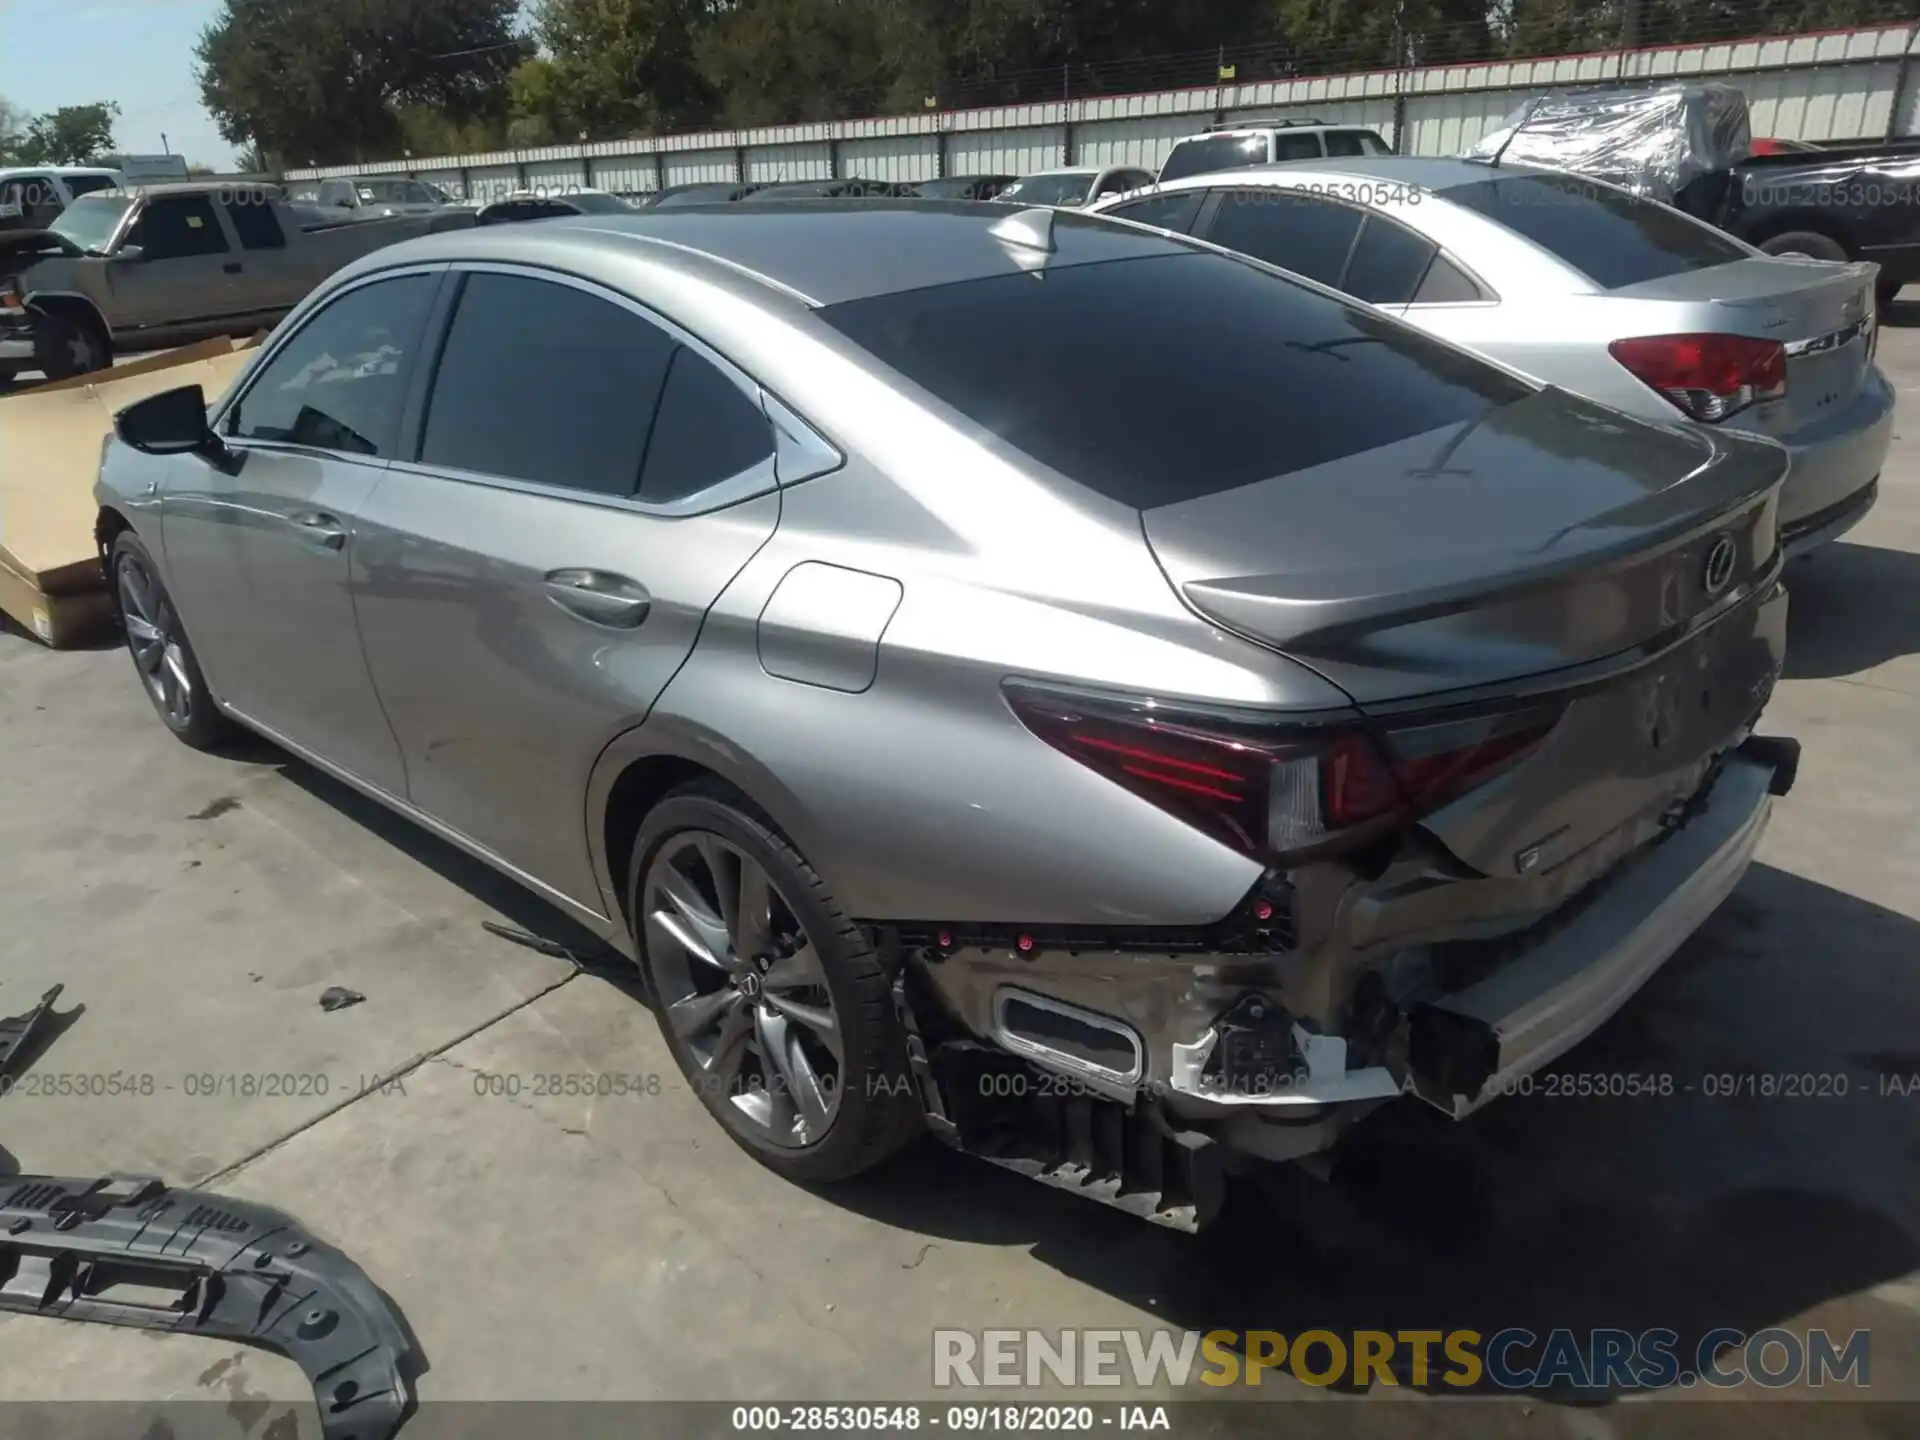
[114,384,228,463]
[113,244,146,263]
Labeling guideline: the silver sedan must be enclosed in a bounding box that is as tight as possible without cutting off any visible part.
[95,202,1797,1228]
[1093,156,1894,553]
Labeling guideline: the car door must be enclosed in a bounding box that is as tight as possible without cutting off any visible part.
[350,266,784,910]
[110,194,244,331]
[218,192,306,321]
[162,267,443,796]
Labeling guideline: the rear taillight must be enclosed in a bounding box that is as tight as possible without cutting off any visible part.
[1005,683,1562,864]
[1609,333,1787,422]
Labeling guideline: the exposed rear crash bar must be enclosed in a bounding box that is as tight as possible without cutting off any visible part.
[0,1173,415,1440]
[1409,747,1783,1115]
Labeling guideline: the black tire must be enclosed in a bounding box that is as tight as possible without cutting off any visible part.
[1758,230,1848,263]
[109,531,235,750]
[34,311,110,381]
[628,781,924,1183]
[1876,274,1904,311]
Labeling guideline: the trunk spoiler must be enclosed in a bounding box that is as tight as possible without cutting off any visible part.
[0,1174,417,1440]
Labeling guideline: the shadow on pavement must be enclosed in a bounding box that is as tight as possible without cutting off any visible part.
[1783,539,1920,681]
[832,861,1920,1399]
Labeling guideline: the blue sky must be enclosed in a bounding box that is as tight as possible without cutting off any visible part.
[5,0,232,166]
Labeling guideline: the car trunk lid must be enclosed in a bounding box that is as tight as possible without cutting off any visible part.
[1141,385,1788,876]
[1611,257,1877,438]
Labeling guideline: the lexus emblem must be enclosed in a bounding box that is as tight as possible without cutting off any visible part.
[1703,536,1738,597]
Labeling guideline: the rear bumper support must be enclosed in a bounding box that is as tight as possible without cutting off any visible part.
[0,1174,416,1440]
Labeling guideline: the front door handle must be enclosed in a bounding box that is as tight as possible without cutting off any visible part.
[543,569,651,628]
[289,511,346,550]
[223,261,242,274]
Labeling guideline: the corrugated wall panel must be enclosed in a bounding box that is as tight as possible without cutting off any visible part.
[747,142,833,183]
[594,159,658,195]
[949,125,1062,175]
[663,151,740,186]
[524,160,588,191]
[278,24,1917,184]
[1074,115,1195,169]
[464,166,522,202]
[839,134,939,183]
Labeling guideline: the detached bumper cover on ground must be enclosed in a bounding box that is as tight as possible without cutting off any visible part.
[0,1173,415,1440]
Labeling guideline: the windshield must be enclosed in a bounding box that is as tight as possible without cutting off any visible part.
[566,192,638,214]
[1158,134,1270,183]
[49,195,131,254]
[996,173,1095,207]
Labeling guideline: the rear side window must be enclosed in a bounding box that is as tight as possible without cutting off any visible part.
[1342,216,1437,304]
[1103,189,1206,234]
[1325,131,1390,157]
[1205,189,1360,286]
[1444,174,1747,289]
[1272,133,1323,161]
[817,252,1532,511]
[420,273,677,497]
[1158,135,1268,183]
[1412,254,1486,304]
[639,348,774,503]
[223,197,285,250]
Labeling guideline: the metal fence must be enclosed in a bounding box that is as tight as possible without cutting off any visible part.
[285,21,1920,202]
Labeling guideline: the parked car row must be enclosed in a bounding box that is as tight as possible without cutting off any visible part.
[93,190,1816,1228]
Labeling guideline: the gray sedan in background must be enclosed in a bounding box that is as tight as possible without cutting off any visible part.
[94,202,1798,1228]
[1094,156,1893,553]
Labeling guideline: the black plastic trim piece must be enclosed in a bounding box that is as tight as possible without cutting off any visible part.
[1740,734,1801,797]
[0,1174,417,1440]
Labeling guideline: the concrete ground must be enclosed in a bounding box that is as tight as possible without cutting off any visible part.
[1,314,1919,1438]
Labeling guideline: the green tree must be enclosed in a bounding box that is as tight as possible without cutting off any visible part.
[506,56,571,144]
[695,0,945,126]
[196,0,526,166]
[14,102,120,164]
[531,0,718,138]
[0,97,27,162]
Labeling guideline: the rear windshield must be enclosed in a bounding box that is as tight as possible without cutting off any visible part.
[64,174,120,199]
[1444,173,1748,289]
[817,252,1533,510]
[1159,134,1272,183]
[997,173,1096,207]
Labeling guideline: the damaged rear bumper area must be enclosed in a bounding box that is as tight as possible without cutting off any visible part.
[0,1174,416,1440]
[889,739,1794,1231]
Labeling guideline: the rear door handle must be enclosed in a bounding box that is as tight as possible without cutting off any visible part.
[543,569,652,628]
[222,261,242,274]
[289,511,346,550]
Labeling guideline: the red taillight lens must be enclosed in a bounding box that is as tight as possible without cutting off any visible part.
[1005,684,1562,863]
[1609,333,1787,422]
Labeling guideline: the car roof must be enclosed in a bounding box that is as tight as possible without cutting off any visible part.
[1149,155,1528,193]
[0,164,121,178]
[1016,167,1101,178]
[342,199,1197,307]
[102,180,278,199]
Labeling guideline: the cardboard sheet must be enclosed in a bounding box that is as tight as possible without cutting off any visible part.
[0,336,260,645]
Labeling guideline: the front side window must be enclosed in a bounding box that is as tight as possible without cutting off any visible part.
[1205,189,1361,286]
[125,196,230,259]
[227,273,437,456]
[818,251,1533,512]
[419,273,677,498]
[1104,189,1206,234]
[64,174,119,199]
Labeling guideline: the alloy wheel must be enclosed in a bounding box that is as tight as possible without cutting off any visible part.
[116,552,194,729]
[642,831,844,1147]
